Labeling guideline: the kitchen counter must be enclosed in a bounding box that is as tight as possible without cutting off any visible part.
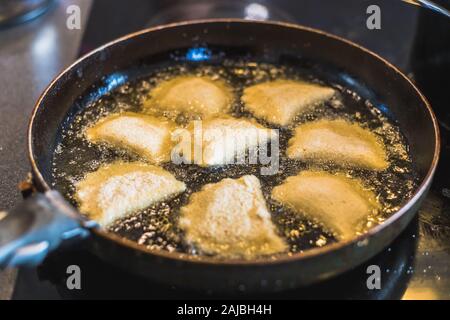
[0,0,92,299]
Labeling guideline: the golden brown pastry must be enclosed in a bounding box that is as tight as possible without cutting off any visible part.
[75,161,186,226]
[179,175,287,258]
[172,116,277,166]
[144,76,233,119]
[242,80,335,126]
[271,170,380,240]
[86,112,176,164]
[286,119,388,170]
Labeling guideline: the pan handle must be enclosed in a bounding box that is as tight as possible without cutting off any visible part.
[0,191,97,268]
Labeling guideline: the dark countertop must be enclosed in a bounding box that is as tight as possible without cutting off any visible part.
[0,0,92,299]
[0,0,91,210]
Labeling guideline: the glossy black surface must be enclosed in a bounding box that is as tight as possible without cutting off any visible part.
[9,0,450,299]
[13,218,421,299]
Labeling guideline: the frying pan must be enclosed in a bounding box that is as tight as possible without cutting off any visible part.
[0,20,440,294]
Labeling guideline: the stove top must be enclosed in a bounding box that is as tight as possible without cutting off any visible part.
[10,0,450,299]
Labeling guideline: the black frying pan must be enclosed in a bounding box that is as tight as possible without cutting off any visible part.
[0,20,440,294]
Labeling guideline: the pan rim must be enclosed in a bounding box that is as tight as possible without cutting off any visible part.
[28,18,440,266]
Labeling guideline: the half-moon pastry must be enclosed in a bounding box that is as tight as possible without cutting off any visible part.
[172,116,278,166]
[144,76,233,119]
[86,112,176,164]
[271,170,380,240]
[286,119,388,170]
[75,161,186,226]
[179,175,287,258]
[242,80,335,126]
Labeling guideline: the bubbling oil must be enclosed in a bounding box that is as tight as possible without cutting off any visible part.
[51,61,418,258]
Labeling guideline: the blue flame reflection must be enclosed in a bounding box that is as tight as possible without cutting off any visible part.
[186,47,211,62]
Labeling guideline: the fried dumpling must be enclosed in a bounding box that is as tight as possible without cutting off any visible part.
[179,175,287,258]
[86,112,176,164]
[271,171,380,240]
[144,76,233,119]
[286,119,388,170]
[242,80,335,126]
[173,116,278,166]
[75,162,186,226]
